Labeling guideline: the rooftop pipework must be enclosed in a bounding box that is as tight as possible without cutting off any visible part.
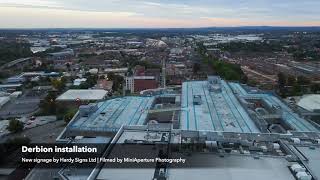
[180,79,259,133]
[229,82,319,132]
[65,96,155,136]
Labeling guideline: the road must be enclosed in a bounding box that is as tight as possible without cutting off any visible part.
[0,120,66,143]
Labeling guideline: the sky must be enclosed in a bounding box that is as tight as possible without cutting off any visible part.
[0,0,320,28]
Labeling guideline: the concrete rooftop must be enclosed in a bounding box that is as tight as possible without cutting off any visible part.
[229,82,319,132]
[180,80,259,133]
[68,96,155,133]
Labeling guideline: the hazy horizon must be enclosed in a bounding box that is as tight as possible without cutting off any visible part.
[1,0,320,28]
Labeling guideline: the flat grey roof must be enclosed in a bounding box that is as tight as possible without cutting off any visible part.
[296,146,320,179]
[91,126,320,180]
[96,129,168,180]
[68,96,155,132]
[180,80,259,133]
[297,94,320,112]
[229,82,319,132]
[97,168,154,180]
[168,153,294,180]
[56,89,107,101]
[0,84,23,88]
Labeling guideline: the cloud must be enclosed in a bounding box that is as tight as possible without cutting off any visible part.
[0,0,320,28]
[0,6,141,28]
[0,0,64,8]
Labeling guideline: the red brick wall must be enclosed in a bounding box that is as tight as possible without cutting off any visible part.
[134,79,158,92]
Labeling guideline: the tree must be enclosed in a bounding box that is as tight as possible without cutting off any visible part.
[287,75,296,87]
[66,63,71,71]
[99,75,105,80]
[64,109,78,123]
[192,63,201,74]
[4,137,30,152]
[112,75,124,92]
[0,71,9,79]
[297,76,310,85]
[7,119,24,133]
[277,73,286,88]
[293,84,302,96]
[51,79,66,92]
[131,60,161,70]
[107,72,115,81]
[40,92,57,115]
[85,74,98,88]
[0,41,32,66]
[216,41,282,53]
[209,60,246,82]
[293,50,307,61]
[6,136,30,145]
[78,81,90,89]
[277,72,287,97]
[107,72,124,91]
[247,79,258,87]
[311,83,320,93]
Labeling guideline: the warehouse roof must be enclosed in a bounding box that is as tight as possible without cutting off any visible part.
[229,82,319,132]
[0,96,10,107]
[180,80,259,133]
[67,96,155,133]
[297,94,320,112]
[56,89,107,101]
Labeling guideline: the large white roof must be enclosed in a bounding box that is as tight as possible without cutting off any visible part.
[297,94,320,112]
[0,96,10,107]
[56,89,107,101]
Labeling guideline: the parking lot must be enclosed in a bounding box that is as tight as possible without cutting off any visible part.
[22,116,57,129]
[0,120,65,143]
[0,120,10,137]
[0,96,40,119]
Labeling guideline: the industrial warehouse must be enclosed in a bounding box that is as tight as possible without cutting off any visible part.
[25,76,320,180]
[57,76,319,141]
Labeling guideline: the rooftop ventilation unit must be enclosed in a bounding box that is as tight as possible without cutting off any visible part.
[296,172,312,180]
[207,76,222,92]
[291,138,301,144]
[193,95,202,105]
[207,76,221,84]
[290,164,306,173]
[79,103,98,117]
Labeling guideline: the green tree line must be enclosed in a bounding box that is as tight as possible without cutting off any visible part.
[0,41,33,65]
[196,43,247,82]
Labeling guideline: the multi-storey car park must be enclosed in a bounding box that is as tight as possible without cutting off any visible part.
[30,76,320,180]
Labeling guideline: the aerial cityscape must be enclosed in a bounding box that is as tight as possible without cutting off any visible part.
[0,1,320,180]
